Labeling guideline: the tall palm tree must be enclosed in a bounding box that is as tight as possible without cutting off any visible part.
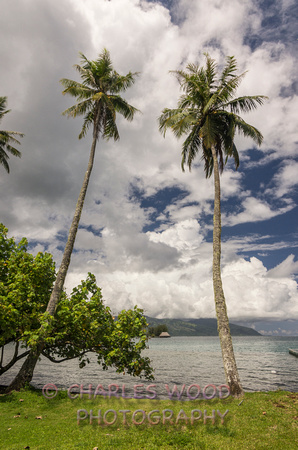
[7,49,138,391]
[47,49,138,316]
[0,97,23,173]
[159,54,267,397]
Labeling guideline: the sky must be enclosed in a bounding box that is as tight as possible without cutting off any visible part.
[0,0,297,335]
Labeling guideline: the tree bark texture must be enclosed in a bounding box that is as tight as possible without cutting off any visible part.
[7,136,98,392]
[211,145,244,398]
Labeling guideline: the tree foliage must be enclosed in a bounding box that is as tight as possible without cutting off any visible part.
[0,224,56,351]
[159,54,266,176]
[0,225,153,381]
[0,97,23,173]
[60,49,139,141]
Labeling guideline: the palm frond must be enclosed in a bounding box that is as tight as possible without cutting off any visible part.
[76,53,99,88]
[214,136,224,174]
[159,107,180,136]
[159,108,196,139]
[111,95,139,121]
[203,92,221,114]
[233,115,264,146]
[103,108,119,141]
[210,57,247,108]
[226,142,239,169]
[0,97,23,172]
[226,95,268,114]
[78,52,91,66]
[1,143,21,158]
[0,97,10,119]
[215,72,246,107]
[0,131,24,145]
[204,53,217,90]
[112,72,139,93]
[171,69,189,86]
[219,56,238,85]
[78,111,94,139]
[181,124,202,171]
[201,115,218,150]
[0,151,10,173]
[60,79,93,100]
[62,99,94,118]
[178,94,195,110]
[185,63,199,75]
[202,144,213,177]
[0,142,21,173]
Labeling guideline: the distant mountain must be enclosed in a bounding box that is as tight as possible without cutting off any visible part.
[233,319,298,336]
[145,317,261,336]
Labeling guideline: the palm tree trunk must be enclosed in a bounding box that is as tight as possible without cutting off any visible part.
[7,135,98,392]
[211,145,243,398]
[46,135,97,316]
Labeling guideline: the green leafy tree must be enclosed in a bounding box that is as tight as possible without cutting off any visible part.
[159,54,267,397]
[0,224,56,375]
[0,97,23,173]
[25,275,153,380]
[8,49,139,391]
[0,225,153,382]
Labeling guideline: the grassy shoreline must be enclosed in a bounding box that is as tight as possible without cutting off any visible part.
[0,387,297,449]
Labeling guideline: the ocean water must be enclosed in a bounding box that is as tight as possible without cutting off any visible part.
[1,336,297,399]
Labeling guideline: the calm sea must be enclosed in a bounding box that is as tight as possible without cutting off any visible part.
[1,336,297,398]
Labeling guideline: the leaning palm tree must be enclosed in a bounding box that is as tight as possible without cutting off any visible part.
[0,97,23,173]
[47,49,138,316]
[8,49,138,391]
[159,54,267,397]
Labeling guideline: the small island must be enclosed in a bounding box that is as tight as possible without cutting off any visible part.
[147,324,170,338]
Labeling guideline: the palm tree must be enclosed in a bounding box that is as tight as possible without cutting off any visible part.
[0,97,23,173]
[159,54,267,397]
[47,49,138,316]
[7,49,138,391]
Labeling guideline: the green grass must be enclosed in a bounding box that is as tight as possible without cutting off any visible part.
[0,387,297,449]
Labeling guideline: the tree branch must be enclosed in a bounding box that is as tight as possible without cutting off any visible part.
[41,349,91,363]
[0,342,31,376]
